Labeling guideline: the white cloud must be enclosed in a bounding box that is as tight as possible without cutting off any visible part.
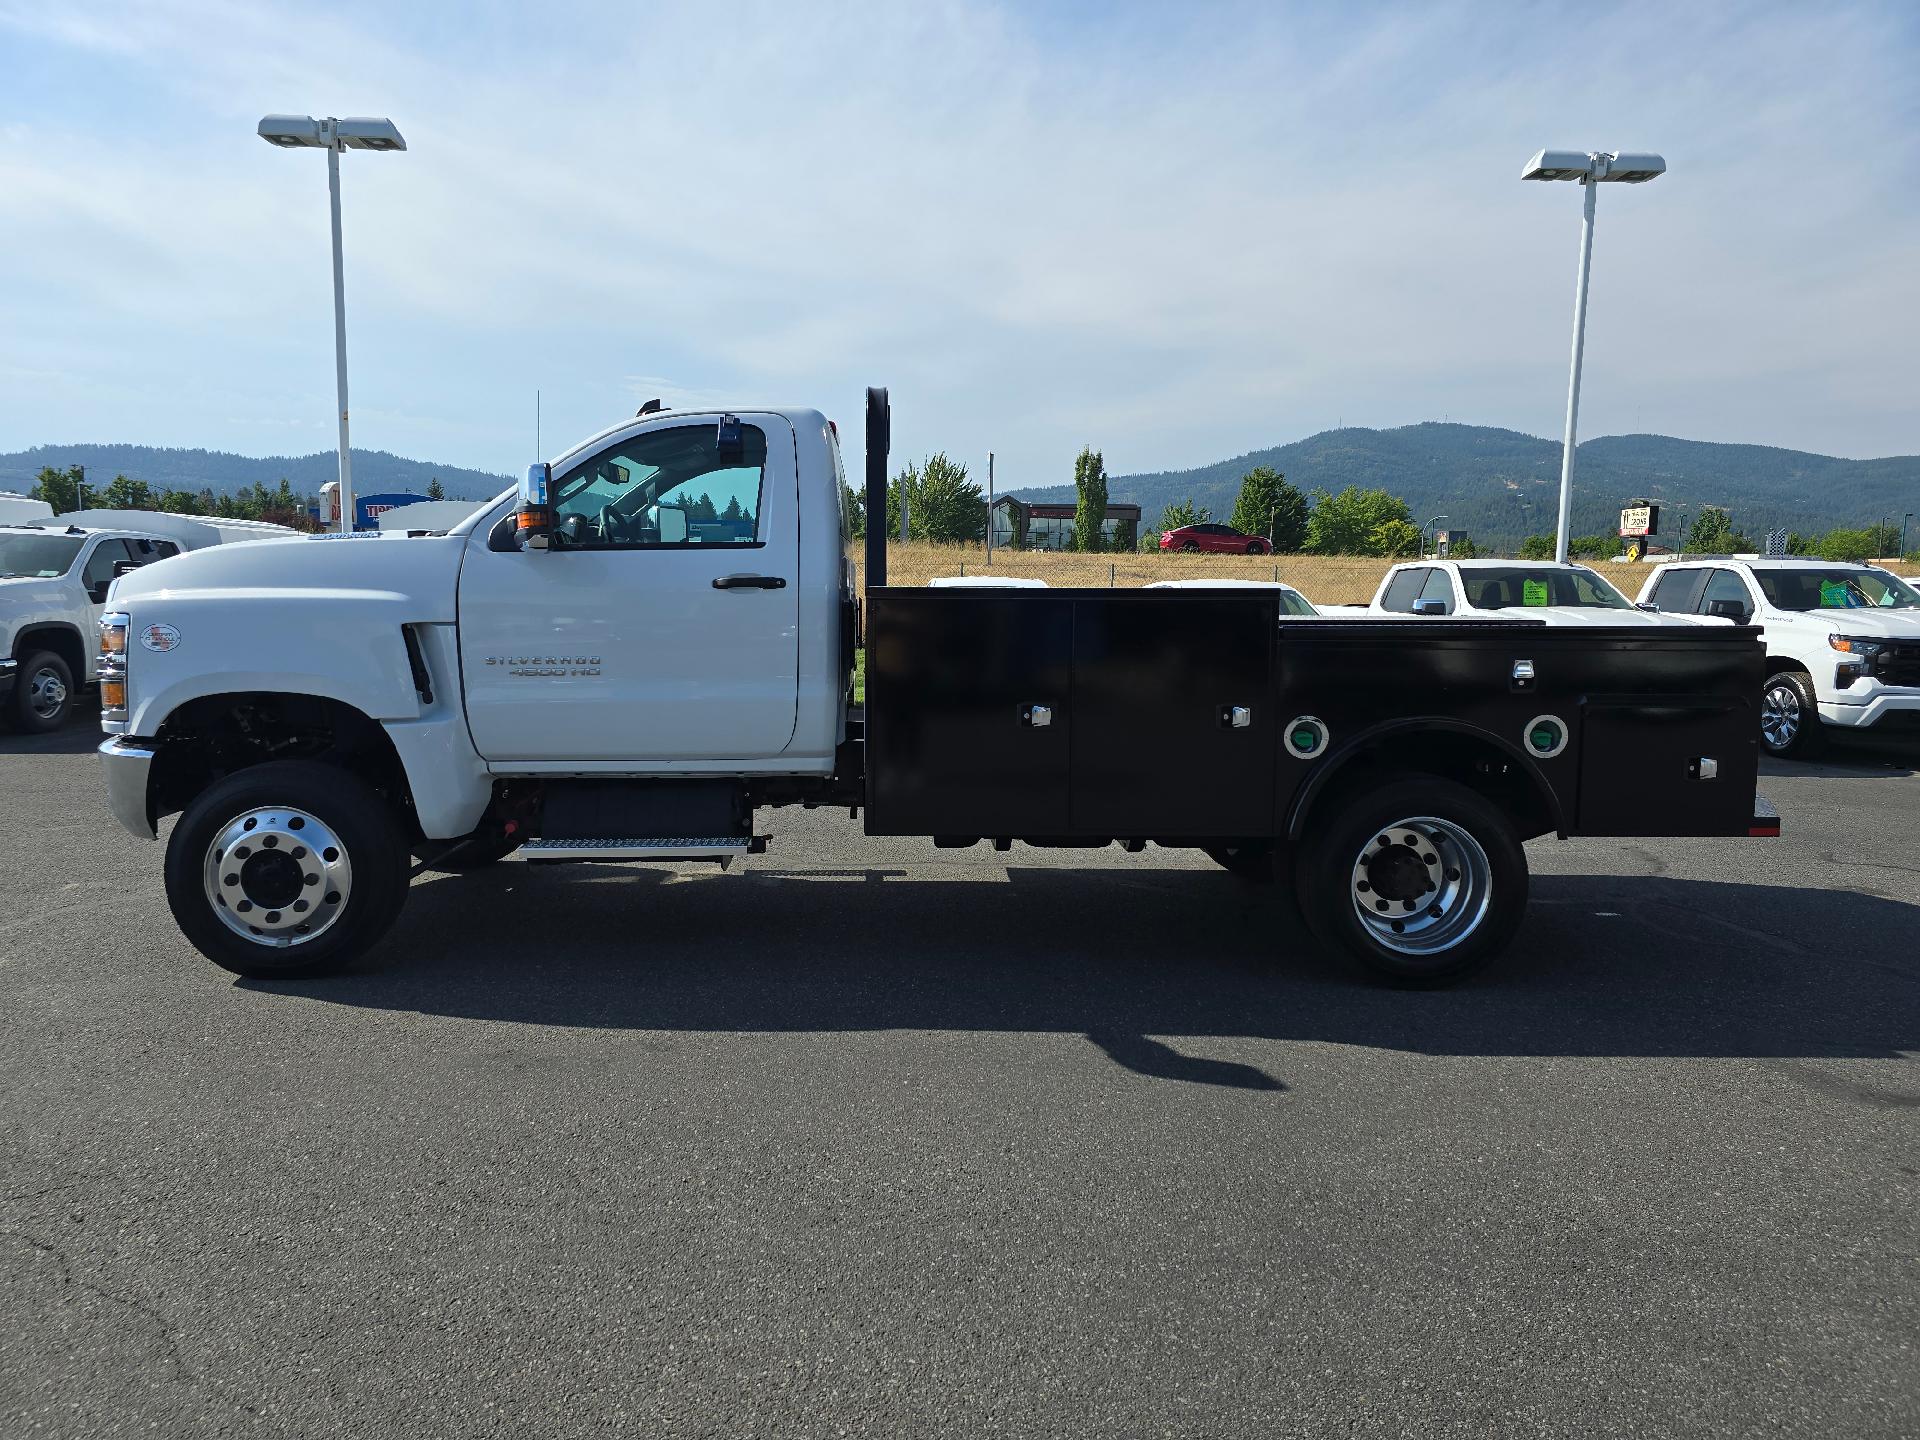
[1,0,1915,489]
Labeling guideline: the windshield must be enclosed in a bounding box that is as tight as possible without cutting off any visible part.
[1459,566,1632,610]
[1278,588,1318,617]
[0,532,84,579]
[1751,567,1920,611]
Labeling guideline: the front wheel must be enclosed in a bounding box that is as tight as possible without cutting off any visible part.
[164,760,409,979]
[6,650,74,733]
[1246,540,1270,556]
[1297,776,1527,985]
[1760,671,1822,758]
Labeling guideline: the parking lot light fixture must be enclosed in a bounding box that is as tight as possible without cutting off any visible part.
[257,114,408,531]
[1523,148,1666,564]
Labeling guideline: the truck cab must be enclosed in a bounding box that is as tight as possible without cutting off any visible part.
[1368,558,1688,625]
[1637,557,1920,755]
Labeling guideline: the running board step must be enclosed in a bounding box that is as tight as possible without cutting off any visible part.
[519,836,763,862]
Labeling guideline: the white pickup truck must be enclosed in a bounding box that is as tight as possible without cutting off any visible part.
[1366,558,1685,626]
[1,515,214,732]
[94,395,1779,987]
[1636,557,1920,756]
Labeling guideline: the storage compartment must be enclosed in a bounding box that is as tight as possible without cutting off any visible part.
[1070,593,1276,835]
[1576,697,1758,836]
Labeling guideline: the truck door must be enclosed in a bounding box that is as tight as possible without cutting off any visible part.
[458,414,801,764]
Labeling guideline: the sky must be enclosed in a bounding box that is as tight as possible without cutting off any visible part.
[2,0,1917,492]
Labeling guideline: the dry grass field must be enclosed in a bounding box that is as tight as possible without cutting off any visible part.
[851,541,1396,607]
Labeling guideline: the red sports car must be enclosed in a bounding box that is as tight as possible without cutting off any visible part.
[1159,523,1271,555]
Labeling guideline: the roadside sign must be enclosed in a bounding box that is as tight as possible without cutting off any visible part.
[1619,502,1660,538]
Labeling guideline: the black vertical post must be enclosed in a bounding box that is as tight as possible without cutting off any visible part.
[864,386,889,591]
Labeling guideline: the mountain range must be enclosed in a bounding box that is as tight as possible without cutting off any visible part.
[0,444,511,502]
[4,425,1917,545]
[1010,424,1920,544]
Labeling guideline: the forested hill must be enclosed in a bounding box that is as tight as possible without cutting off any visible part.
[0,443,511,501]
[1012,424,1920,543]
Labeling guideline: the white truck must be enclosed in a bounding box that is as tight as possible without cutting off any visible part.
[1636,557,1920,756]
[1366,558,1687,626]
[94,395,1778,987]
[1,515,218,732]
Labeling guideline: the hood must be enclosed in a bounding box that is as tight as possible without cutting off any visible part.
[1770,607,1920,639]
[108,531,467,622]
[1474,606,1683,626]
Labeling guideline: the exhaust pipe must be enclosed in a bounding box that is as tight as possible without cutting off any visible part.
[865,386,889,591]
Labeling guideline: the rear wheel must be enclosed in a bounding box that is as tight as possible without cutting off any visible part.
[1297,776,1526,985]
[1760,670,1821,758]
[1179,541,1200,552]
[6,651,74,733]
[164,761,409,979]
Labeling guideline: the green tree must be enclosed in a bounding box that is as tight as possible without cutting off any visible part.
[1072,447,1108,554]
[1815,528,1875,563]
[1370,518,1423,558]
[160,490,202,514]
[841,483,864,540]
[1445,536,1479,559]
[1518,534,1555,560]
[887,453,984,543]
[1569,533,1622,560]
[100,474,156,510]
[1108,517,1138,552]
[1684,506,1743,553]
[427,477,446,501]
[1865,521,1902,558]
[1305,486,1416,555]
[29,466,83,512]
[1229,466,1307,551]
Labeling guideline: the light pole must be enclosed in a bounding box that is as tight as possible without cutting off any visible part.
[1425,514,1449,558]
[1523,148,1666,563]
[1902,513,1915,560]
[258,115,407,532]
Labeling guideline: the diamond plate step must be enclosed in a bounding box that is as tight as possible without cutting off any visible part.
[518,836,758,862]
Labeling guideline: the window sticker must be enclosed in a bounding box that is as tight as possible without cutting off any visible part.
[1522,578,1550,607]
[1819,580,1854,608]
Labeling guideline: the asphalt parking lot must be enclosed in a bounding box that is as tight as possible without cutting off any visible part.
[3,715,1916,1439]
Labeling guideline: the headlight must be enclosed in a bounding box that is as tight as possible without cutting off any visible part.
[1828,634,1886,657]
[98,613,129,720]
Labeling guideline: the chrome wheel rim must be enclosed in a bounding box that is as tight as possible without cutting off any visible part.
[1760,682,1800,751]
[27,666,68,720]
[201,807,353,948]
[1350,816,1492,956]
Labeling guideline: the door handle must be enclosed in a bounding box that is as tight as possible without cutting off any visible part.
[712,574,787,590]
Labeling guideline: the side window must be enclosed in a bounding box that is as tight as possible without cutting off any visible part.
[1380,568,1426,612]
[1417,568,1456,614]
[82,540,135,590]
[1648,568,1707,613]
[549,422,768,550]
[1701,568,1753,617]
[153,542,180,560]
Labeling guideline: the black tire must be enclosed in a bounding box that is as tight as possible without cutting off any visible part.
[412,825,523,872]
[1296,775,1527,986]
[1760,670,1822,759]
[6,650,74,733]
[1203,843,1274,881]
[1179,541,1200,553]
[164,760,409,979]
[1246,540,1270,556]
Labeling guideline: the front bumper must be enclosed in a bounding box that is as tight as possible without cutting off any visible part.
[1818,689,1920,730]
[99,737,157,839]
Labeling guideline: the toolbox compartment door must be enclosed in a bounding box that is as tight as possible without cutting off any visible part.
[1576,696,1758,836]
[1069,593,1276,836]
[864,591,1072,835]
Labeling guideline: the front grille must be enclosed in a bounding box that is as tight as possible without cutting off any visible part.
[1872,643,1920,688]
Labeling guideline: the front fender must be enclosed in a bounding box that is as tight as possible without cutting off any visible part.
[120,588,426,736]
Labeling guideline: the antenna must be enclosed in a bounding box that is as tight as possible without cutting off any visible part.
[535,389,541,460]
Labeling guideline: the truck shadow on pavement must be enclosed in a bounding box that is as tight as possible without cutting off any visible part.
[246,862,1920,1092]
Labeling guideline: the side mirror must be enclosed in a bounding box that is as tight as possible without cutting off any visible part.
[1635,601,1659,612]
[1412,598,1447,616]
[516,463,552,550]
[1705,598,1749,621]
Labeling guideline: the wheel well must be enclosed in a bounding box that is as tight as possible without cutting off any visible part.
[148,692,419,836]
[1765,658,1810,679]
[13,624,85,678]
[1291,726,1560,844]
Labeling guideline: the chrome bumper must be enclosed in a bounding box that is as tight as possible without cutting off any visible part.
[99,737,157,839]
